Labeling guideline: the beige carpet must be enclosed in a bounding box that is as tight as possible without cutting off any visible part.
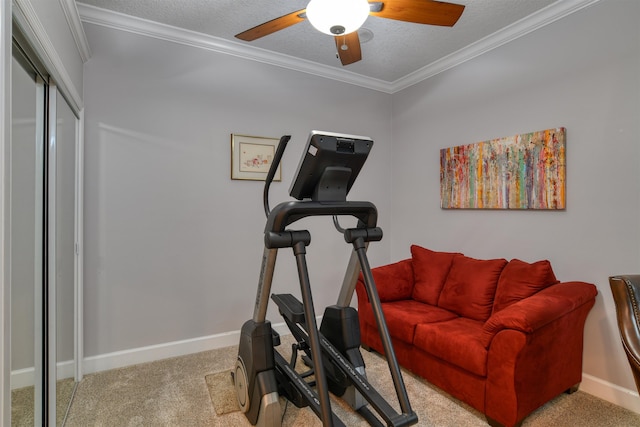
[11,378,76,427]
[11,386,34,427]
[205,371,238,416]
[204,346,640,427]
[65,335,640,426]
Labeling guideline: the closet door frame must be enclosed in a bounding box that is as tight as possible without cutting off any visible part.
[1,0,12,424]
[45,81,57,427]
[5,5,85,425]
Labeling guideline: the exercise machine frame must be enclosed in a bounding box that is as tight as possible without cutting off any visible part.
[234,132,418,427]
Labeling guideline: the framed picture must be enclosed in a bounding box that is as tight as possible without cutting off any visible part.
[230,134,281,181]
[440,127,566,209]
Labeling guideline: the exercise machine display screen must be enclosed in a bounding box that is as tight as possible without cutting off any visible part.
[289,130,373,201]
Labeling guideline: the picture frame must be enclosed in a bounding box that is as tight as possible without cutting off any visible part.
[230,134,281,181]
[440,127,566,209]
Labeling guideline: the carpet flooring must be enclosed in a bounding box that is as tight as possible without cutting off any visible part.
[64,335,640,426]
[11,378,76,426]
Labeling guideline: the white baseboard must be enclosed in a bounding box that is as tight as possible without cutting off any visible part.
[11,359,74,390]
[82,321,294,376]
[81,325,640,417]
[10,367,34,390]
[581,373,640,414]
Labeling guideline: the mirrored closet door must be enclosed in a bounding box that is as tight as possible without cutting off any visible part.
[52,84,78,427]
[10,32,81,426]
[10,47,46,427]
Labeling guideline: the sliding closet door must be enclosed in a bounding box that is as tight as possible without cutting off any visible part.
[52,87,77,426]
[11,35,81,426]
[10,51,45,427]
[46,84,77,427]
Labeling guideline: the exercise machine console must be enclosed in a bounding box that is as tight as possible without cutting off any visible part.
[233,131,418,427]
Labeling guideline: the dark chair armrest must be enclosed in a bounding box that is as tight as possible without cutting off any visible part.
[609,275,640,393]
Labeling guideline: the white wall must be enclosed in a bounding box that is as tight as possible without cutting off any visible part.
[391,0,640,410]
[82,23,392,359]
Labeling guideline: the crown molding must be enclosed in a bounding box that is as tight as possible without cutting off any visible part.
[13,0,83,112]
[390,0,602,92]
[59,0,92,63]
[77,3,395,94]
[78,0,601,95]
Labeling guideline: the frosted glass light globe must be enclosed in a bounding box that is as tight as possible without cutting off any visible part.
[306,0,370,36]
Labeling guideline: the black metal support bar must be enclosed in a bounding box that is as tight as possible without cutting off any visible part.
[353,238,412,413]
[253,248,278,323]
[353,237,414,417]
[343,227,383,244]
[265,230,311,249]
[293,240,334,427]
[336,224,380,308]
[265,200,378,233]
[336,247,366,308]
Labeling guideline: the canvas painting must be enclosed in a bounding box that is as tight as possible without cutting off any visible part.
[440,128,565,209]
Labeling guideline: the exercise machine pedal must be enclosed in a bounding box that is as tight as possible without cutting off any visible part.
[271,293,306,325]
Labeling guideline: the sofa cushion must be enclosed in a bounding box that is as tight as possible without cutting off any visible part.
[492,259,559,314]
[368,258,415,302]
[411,245,461,305]
[414,318,488,376]
[359,299,458,344]
[438,255,508,322]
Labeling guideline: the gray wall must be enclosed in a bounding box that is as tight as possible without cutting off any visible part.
[82,23,392,357]
[391,0,639,397]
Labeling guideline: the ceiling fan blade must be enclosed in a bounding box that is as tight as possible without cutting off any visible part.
[235,9,306,41]
[371,0,465,27]
[335,32,362,66]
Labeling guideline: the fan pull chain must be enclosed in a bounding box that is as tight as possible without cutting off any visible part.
[341,35,348,51]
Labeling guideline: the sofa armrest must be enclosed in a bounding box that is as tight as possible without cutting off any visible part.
[483,282,597,426]
[355,258,414,303]
[480,281,597,347]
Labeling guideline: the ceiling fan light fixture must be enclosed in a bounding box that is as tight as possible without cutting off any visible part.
[306,0,370,36]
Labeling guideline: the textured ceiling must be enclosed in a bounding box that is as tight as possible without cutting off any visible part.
[77,0,577,83]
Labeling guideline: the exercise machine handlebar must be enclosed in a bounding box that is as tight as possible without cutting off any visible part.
[263,135,291,218]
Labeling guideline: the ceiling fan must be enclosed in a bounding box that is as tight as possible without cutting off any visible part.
[235,0,465,66]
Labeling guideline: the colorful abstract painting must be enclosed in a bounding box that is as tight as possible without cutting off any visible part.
[440,128,565,209]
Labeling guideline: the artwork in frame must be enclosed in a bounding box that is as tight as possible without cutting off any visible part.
[231,134,281,181]
[440,127,566,210]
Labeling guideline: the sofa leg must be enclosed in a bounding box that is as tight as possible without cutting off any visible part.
[565,383,580,394]
[486,416,522,427]
[361,343,372,352]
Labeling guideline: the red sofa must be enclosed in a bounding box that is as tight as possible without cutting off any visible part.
[355,245,597,427]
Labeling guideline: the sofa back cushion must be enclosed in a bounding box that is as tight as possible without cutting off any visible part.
[368,258,415,302]
[438,255,508,321]
[492,258,559,314]
[410,245,461,305]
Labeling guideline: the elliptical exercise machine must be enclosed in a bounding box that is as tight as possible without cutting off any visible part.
[233,131,418,427]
